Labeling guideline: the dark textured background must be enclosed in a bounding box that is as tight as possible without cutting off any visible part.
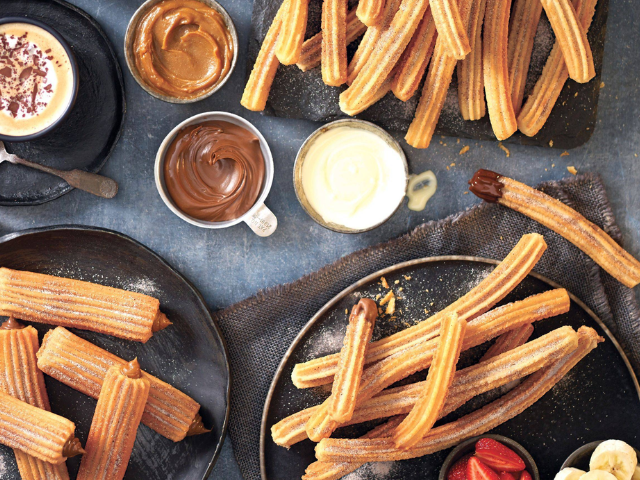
[0,0,639,478]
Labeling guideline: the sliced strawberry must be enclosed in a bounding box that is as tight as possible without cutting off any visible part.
[498,473,516,480]
[448,454,473,480]
[519,472,532,480]
[475,438,526,472]
[468,456,500,480]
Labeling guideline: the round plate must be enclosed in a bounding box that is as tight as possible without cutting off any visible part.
[0,0,125,206]
[261,257,640,480]
[0,226,230,480]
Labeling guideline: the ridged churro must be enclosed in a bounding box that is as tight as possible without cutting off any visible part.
[37,327,205,442]
[392,8,437,101]
[0,317,70,480]
[0,268,171,343]
[241,2,285,111]
[77,360,149,480]
[272,320,574,448]
[457,0,487,120]
[292,233,547,388]
[321,0,348,86]
[328,299,377,423]
[275,0,309,65]
[481,323,534,361]
[357,0,386,26]
[539,0,594,83]
[469,170,640,288]
[507,0,543,115]
[297,8,366,72]
[430,0,471,60]
[483,0,517,140]
[0,389,83,464]
[517,0,598,136]
[314,326,602,463]
[393,313,465,449]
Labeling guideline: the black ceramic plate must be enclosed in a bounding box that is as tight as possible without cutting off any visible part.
[0,226,230,480]
[0,0,125,206]
[261,257,640,480]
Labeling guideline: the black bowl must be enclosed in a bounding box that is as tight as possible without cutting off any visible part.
[0,16,79,142]
[561,440,640,472]
[439,434,540,480]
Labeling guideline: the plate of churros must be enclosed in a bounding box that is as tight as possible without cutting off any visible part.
[0,226,230,480]
[261,234,640,480]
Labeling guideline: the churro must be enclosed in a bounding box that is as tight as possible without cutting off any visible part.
[272,320,574,448]
[315,326,602,463]
[430,0,471,60]
[0,317,70,480]
[37,327,205,442]
[539,0,594,83]
[507,0,543,115]
[297,8,366,72]
[393,313,465,449]
[392,8,437,101]
[275,0,308,65]
[457,0,487,120]
[292,233,547,388]
[481,323,534,361]
[357,0,386,26]
[0,268,171,343]
[77,360,149,480]
[469,170,640,288]
[517,0,598,136]
[0,389,83,464]
[483,0,517,140]
[321,0,348,86]
[241,1,285,111]
[328,299,377,423]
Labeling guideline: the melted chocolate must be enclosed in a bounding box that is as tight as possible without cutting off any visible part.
[62,437,85,458]
[121,358,142,379]
[351,298,378,323]
[187,413,211,436]
[0,316,25,330]
[468,169,504,203]
[164,121,266,222]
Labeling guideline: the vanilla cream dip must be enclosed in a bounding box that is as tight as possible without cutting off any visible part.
[300,126,407,230]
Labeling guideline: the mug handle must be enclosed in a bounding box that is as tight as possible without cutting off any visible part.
[244,203,277,237]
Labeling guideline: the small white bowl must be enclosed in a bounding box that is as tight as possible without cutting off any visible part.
[155,112,277,236]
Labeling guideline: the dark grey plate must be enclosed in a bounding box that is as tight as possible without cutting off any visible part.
[261,257,640,480]
[0,226,230,480]
[0,0,125,206]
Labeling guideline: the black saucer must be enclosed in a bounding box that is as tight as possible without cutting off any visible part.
[0,0,125,206]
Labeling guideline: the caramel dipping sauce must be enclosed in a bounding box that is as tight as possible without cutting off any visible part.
[132,0,234,100]
[163,120,266,222]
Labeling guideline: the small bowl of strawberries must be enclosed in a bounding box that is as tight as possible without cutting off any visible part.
[440,435,540,480]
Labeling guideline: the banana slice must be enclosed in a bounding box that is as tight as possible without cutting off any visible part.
[590,440,638,480]
[631,466,640,480]
[555,467,587,480]
[580,472,620,480]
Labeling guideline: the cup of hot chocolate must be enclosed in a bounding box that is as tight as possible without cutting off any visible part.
[155,112,278,237]
[0,18,78,141]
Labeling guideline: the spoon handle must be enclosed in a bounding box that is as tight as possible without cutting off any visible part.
[12,157,118,199]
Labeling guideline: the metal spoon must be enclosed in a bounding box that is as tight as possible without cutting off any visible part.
[0,141,118,199]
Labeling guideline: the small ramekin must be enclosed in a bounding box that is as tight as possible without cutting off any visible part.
[561,440,640,471]
[124,0,238,104]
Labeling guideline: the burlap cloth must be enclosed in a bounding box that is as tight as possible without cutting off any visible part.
[213,173,640,480]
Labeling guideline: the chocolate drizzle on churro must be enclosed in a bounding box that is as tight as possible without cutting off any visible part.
[0,316,25,330]
[121,359,142,379]
[62,437,85,458]
[468,169,504,202]
[187,413,211,436]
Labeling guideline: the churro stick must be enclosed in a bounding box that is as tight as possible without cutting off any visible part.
[357,0,386,26]
[0,318,70,480]
[272,319,573,448]
[0,389,83,464]
[314,326,602,463]
[275,0,309,65]
[321,0,349,86]
[392,8,437,102]
[540,0,594,83]
[507,0,543,115]
[304,288,569,441]
[457,0,487,120]
[517,0,598,136]
[37,327,205,442]
[241,1,286,111]
[469,170,640,288]
[393,314,465,449]
[0,268,171,343]
[328,299,377,423]
[430,0,471,60]
[292,233,547,388]
[481,323,534,361]
[483,0,517,140]
[77,360,149,480]
[297,8,366,72]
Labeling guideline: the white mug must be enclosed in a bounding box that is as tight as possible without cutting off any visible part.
[154,112,277,237]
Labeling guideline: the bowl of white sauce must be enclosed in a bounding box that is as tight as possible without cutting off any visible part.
[294,119,408,233]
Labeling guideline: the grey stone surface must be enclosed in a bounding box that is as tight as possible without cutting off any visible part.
[0,0,638,478]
